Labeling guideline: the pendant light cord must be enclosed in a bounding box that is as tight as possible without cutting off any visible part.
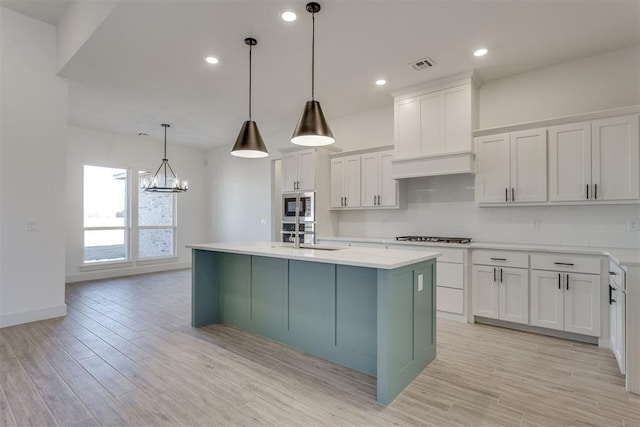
[163,124,167,159]
[311,11,315,101]
[249,43,253,121]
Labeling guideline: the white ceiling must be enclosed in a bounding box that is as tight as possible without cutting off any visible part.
[0,0,70,25]
[5,0,640,149]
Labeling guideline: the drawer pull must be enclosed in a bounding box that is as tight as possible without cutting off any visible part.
[490,257,507,261]
[554,262,574,266]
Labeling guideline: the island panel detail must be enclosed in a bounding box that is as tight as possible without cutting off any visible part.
[191,248,436,404]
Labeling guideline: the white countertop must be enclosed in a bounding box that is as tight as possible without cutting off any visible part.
[187,241,440,270]
[317,236,640,267]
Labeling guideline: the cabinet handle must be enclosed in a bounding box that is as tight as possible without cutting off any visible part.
[586,184,589,200]
[609,285,615,305]
[511,188,515,202]
[345,197,347,206]
[566,274,570,290]
[554,262,574,266]
[609,271,617,276]
[558,273,561,290]
[505,188,508,202]
[377,195,381,205]
[594,183,598,200]
[342,197,345,207]
[500,268,503,283]
[493,267,496,283]
[490,257,507,261]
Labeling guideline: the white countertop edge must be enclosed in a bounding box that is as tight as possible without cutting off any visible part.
[187,242,441,270]
[316,236,640,267]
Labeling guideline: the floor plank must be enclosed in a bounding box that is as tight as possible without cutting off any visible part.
[0,269,637,426]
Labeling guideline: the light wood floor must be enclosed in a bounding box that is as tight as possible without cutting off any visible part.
[0,270,638,426]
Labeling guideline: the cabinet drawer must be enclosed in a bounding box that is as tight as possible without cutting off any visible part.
[437,287,464,314]
[472,250,528,268]
[530,253,600,275]
[387,245,464,263]
[437,262,463,289]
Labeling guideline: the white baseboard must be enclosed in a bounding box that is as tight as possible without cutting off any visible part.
[437,311,468,322]
[65,262,191,283]
[0,304,67,328]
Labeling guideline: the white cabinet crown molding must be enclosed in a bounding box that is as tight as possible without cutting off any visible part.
[391,70,482,100]
[329,145,394,158]
[473,105,640,137]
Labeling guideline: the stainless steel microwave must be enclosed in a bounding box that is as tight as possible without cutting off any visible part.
[282,192,314,222]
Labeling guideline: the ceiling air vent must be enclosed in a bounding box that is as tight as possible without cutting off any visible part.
[409,57,435,71]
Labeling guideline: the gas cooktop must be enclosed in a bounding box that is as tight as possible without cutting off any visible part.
[395,236,472,244]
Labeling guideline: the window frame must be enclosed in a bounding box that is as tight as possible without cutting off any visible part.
[137,171,178,260]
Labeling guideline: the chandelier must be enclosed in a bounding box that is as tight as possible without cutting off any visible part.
[142,123,188,193]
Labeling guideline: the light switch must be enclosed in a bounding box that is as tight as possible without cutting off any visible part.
[418,273,423,291]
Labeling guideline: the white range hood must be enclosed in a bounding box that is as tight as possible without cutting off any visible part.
[391,150,475,179]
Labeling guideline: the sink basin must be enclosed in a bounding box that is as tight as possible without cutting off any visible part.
[270,244,343,251]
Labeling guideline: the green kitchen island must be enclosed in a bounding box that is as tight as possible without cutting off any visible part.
[188,241,440,405]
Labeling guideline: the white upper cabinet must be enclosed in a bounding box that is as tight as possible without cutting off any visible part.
[330,155,361,209]
[592,115,640,201]
[282,149,316,192]
[361,150,398,208]
[331,147,398,210]
[549,114,639,202]
[475,128,547,204]
[395,83,473,158]
[548,122,592,202]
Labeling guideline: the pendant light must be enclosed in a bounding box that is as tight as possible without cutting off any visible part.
[291,2,335,147]
[142,124,188,193]
[231,37,269,158]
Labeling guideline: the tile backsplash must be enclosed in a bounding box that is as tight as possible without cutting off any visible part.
[336,174,640,249]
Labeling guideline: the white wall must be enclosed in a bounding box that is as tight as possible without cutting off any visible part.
[0,8,68,327]
[479,45,640,129]
[207,145,273,242]
[66,125,209,282]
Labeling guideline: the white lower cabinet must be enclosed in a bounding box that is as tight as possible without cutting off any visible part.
[472,264,528,324]
[530,254,601,337]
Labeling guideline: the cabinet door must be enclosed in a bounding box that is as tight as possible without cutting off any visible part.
[530,270,564,331]
[330,158,344,208]
[498,267,529,324]
[564,272,600,337]
[592,115,640,201]
[420,93,442,155]
[361,153,379,207]
[443,85,471,152]
[343,156,361,208]
[394,99,420,157]
[378,151,398,207]
[474,134,511,204]
[548,122,591,201]
[297,149,316,191]
[510,129,547,203]
[472,265,499,319]
[282,153,299,192]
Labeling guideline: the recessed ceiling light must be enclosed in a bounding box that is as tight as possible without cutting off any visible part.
[204,56,219,64]
[375,79,387,86]
[281,10,297,22]
[474,48,488,57]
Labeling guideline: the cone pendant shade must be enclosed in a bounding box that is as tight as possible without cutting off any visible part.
[291,2,335,147]
[231,120,268,158]
[291,100,335,146]
[231,37,269,158]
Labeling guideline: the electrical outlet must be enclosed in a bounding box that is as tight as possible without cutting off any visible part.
[530,219,540,230]
[628,219,639,231]
[260,218,268,225]
[27,220,37,231]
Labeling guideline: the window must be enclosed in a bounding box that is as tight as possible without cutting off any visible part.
[138,172,176,259]
[83,165,128,263]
